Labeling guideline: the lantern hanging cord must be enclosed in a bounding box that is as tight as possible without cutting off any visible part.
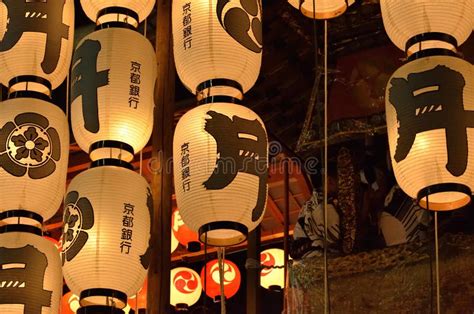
[323,18,329,314]
[217,247,227,314]
[430,195,441,314]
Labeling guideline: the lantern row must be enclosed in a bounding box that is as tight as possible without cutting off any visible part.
[0,1,75,313]
[61,1,157,314]
[381,0,474,211]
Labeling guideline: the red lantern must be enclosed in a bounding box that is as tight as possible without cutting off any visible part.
[170,267,202,308]
[128,280,148,310]
[200,259,241,300]
[172,208,200,247]
[61,292,79,314]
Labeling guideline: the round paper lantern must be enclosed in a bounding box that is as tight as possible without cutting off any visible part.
[172,0,262,97]
[128,281,147,311]
[0,97,69,224]
[61,292,80,314]
[173,99,268,246]
[380,0,474,54]
[0,0,74,93]
[80,1,155,24]
[386,54,474,211]
[287,0,355,20]
[260,248,285,290]
[200,259,240,300]
[70,27,156,162]
[171,227,179,254]
[0,227,62,313]
[170,267,202,308]
[172,209,199,247]
[62,165,152,309]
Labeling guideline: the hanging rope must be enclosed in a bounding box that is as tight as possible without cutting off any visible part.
[323,19,329,314]
[217,247,227,314]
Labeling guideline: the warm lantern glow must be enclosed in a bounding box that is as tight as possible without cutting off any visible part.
[80,0,156,24]
[200,259,241,300]
[70,27,156,162]
[61,292,80,314]
[128,280,147,311]
[287,0,355,20]
[386,55,474,211]
[0,97,69,224]
[62,165,152,308]
[260,248,285,290]
[173,101,268,246]
[0,0,75,93]
[380,0,474,54]
[172,209,199,247]
[172,0,262,96]
[0,230,62,313]
[170,267,202,308]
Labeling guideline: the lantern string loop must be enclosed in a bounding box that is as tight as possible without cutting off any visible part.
[217,247,227,314]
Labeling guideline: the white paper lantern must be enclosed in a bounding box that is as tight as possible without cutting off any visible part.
[170,267,202,308]
[70,27,156,162]
[80,1,155,24]
[287,0,355,19]
[386,54,474,211]
[260,248,285,290]
[0,229,62,314]
[172,0,262,97]
[61,165,152,308]
[173,100,268,246]
[0,0,74,93]
[0,97,69,223]
[380,0,474,54]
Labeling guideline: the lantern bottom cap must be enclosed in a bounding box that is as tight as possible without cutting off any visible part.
[80,288,128,309]
[199,221,248,247]
[417,183,472,211]
[269,285,283,292]
[77,305,125,314]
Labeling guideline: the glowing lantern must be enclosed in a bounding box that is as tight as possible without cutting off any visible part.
[62,165,152,310]
[70,27,156,162]
[386,54,474,211]
[0,97,69,224]
[128,281,147,311]
[172,0,262,97]
[380,0,474,54]
[287,0,355,20]
[170,267,202,309]
[260,248,285,290]
[171,227,179,254]
[172,209,200,248]
[44,236,61,251]
[80,0,155,26]
[0,228,62,313]
[61,292,80,314]
[200,259,241,300]
[0,0,74,94]
[173,100,268,247]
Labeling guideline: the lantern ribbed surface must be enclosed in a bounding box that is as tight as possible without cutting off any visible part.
[173,102,268,246]
[80,0,155,22]
[260,248,285,290]
[386,55,474,211]
[380,0,474,53]
[0,98,69,222]
[200,259,241,300]
[170,267,202,307]
[172,0,262,95]
[287,0,354,19]
[0,0,75,90]
[61,166,152,307]
[70,27,156,161]
[0,231,62,314]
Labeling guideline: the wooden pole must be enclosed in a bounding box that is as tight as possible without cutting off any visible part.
[246,226,261,314]
[147,0,175,313]
[283,160,290,311]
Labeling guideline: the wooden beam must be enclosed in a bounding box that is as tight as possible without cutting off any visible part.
[246,227,261,314]
[148,0,175,312]
[267,196,285,225]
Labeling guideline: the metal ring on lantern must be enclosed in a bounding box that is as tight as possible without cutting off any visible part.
[77,305,125,314]
[0,224,42,236]
[198,221,248,247]
[8,75,52,100]
[196,79,244,100]
[89,140,135,162]
[416,183,472,211]
[405,32,458,55]
[269,285,283,293]
[80,289,128,309]
[0,210,44,225]
[175,303,189,311]
[407,47,459,62]
[90,158,135,171]
[197,96,242,106]
[95,7,139,30]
